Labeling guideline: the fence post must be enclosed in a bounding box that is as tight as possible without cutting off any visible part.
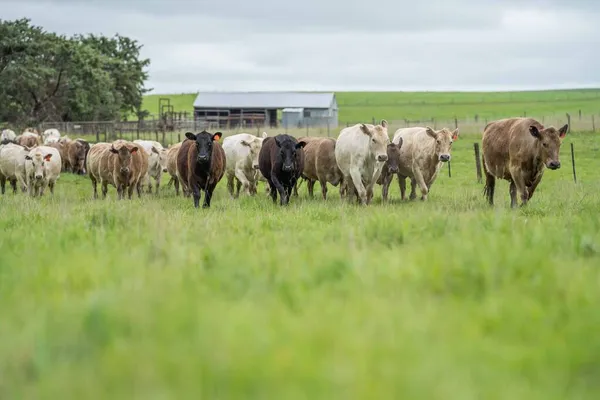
[454,117,458,130]
[474,143,482,183]
[571,143,577,183]
[592,115,596,132]
[579,109,582,120]
[566,113,571,133]
[447,161,451,178]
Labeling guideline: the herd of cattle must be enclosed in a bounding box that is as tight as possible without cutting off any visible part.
[0,116,569,208]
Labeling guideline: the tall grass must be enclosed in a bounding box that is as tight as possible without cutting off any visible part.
[1,132,600,398]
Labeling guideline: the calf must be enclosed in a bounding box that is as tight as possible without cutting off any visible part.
[392,126,458,201]
[301,137,345,200]
[482,117,568,208]
[334,120,390,205]
[67,139,90,175]
[223,132,268,198]
[86,140,148,200]
[134,140,168,194]
[376,139,404,202]
[25,146,62,197]
[258,134,306,206]
[0,143,30,194]
[177,131,226,208]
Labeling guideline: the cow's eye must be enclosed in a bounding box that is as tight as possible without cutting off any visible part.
[543,143,548,147]
[437,140,441,144]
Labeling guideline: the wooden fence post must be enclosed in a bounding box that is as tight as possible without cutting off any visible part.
[592,115,596,132]
[474,142,482,183]
[448,161,452,178]
[454,117,458,130]
[566,113,571,133]
[571,143,577,183]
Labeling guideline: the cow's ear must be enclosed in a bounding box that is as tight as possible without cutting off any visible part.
[151,146,159,154]
[396,137,404,149]
[110,146,118,154]
[380,119,388,129]
[295,141,306,149]
[240,140,251,147]
[360,124,372,136]
[212,132,222,141]
[44,154,52,161]
[274,136,282,147]
[529,126,541,139]
[452,128,459,141]
[185,132,196,141]
[130,146,138,154]
[558,124,568,139]
[261,132,268,139]
[425,126,437,139]
[25,155,32,160]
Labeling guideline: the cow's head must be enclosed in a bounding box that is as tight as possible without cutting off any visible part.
[25,152,52,180]
[360,119,390,163]
[110,144,138,174]
[185,130,222,165]
[242,134,267,170]
[529,123,568,170]
[426,126,459,163]
[275,135,305,172]
[155,147,168,173]
[385,138,403,174]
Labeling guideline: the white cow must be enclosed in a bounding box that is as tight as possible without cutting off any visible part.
[334,120,390,205]
[0,143,31,194]
[1,129,16,143]
[223,132,268,198]
[391,126,459,201]
[133,140,168,194]
[25,146,62,197]
[43,128,61,144]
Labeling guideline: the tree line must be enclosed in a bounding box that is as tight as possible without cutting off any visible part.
[0,18,151,126]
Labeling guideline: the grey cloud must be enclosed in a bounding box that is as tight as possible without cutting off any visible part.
[2,0,599,93]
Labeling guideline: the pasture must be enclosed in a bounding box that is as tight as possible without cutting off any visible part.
[1,128,600,398]
[141,89,600,122]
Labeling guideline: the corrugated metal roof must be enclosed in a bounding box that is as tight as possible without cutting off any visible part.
[193,92,336,109]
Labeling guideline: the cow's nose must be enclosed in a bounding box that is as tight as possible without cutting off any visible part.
[35,174,42,180]
[389,166,399,173]
[282,165,293,171]
[439,154,450,162]
[198,155,209,161]
[163,168,168,173]
[548,161,561,170]
[120,167,129,173]
[378,154,388,162]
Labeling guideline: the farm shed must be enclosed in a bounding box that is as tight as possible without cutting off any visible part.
[193,92,338,129]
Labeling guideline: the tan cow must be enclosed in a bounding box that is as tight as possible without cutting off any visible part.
[25,146,62,197]
[390,126,458,201]
[86,140,148,200]
[0,143,31,194]
[482,117,568,208]
[334,120,390,205]
[166,142,188,196]
[15,134,39,148]
[300,137,346,200]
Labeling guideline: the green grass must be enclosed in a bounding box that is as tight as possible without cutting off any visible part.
[2,132,600,398]
[141,89,600,123]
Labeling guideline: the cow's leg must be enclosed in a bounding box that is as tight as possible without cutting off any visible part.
[0,176,5,195]
[27,177,34,197]
[129,183,137,200]
[235,179,242,198]
[319,179,328,200]
[154,174,161,196]
[412,168,429,201]
[173,176,180,196]
[10,179,17,194]
[527,174,544,201]
[90,175,98,199]
[509,180,517,208]
[203,183,216,208]
[268,180,278,203]
[409,178,418,200]
[49,180,55,195]
[226,172,235,198]
[271,174,288,205]
[307,179,315,198]
[234,167,251,196]
[116,183,124,200]
[101,181,108,199]
[381,173,394,202]
[483,165,496,206]
[39,181,47,197]
[191,182,201,208]
[397,174,407,200]
[510,170,528,208]
[292,180,299,197]
[349,167,367,205]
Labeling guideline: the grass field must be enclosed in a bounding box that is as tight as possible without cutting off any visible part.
[2,131,600,398]
[141,89,600,123]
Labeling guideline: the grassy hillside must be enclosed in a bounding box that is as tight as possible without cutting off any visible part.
[2,131,600,397]
[141,89,600,123]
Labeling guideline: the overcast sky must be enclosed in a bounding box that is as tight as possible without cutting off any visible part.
[2,0,599,93]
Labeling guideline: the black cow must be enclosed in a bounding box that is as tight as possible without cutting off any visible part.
[258,134,306,206]
[177,130,226,208]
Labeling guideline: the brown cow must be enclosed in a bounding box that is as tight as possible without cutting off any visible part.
[376,139,404,202]
[177,131,225,208]
[86,140,148,200]
[166,142,188,196]
[15,135,39,148]
[301,137,346,200]
[482,117,568,208]
[46,142,68,171]
[67,139,90,175]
